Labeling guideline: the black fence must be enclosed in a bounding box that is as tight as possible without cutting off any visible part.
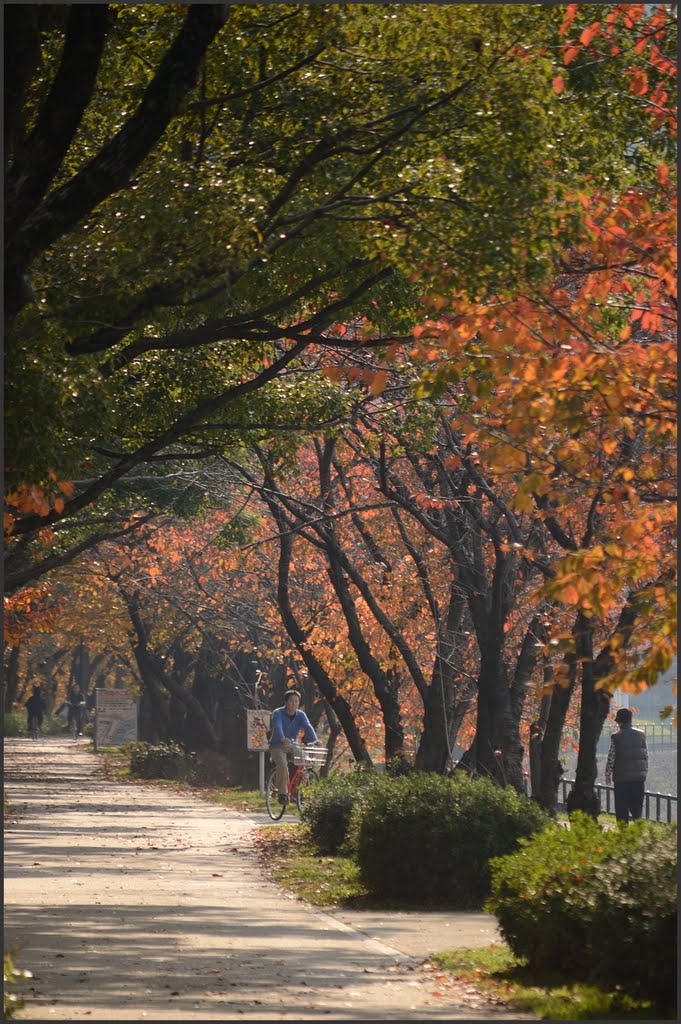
[558,779,677,823]
[597,722,677,754]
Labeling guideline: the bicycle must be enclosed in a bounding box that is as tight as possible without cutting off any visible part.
[69,704,86,741]
[265,742,326,820]
[28,714,41,741]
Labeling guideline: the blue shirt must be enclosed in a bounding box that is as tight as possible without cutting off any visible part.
[269,706,317,748]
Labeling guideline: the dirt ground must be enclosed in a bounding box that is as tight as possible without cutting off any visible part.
[4,737,533,1021]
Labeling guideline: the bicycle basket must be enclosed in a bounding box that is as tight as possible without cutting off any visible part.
[290,743,327,766]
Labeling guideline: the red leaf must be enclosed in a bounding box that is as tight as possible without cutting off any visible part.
[580,23,601,46]
[630,69,648,96]
[559,4,580,36]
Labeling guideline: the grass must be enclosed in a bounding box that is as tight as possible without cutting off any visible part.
[431,948,664,1020]
[253,824,368,906]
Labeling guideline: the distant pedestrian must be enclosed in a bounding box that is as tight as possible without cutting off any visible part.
[605,707,648,823]
[25,685,45,733]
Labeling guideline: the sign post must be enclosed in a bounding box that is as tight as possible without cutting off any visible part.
[94,688,138,751]
[246,709,271,795]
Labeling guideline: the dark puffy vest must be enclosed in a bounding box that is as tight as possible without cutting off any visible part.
[611,726,648,782]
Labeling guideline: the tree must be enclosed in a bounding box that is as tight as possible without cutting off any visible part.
[5,3,658,593]
[404,168,676,809]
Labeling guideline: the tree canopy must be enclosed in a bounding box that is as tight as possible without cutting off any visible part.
[5,2,670,593]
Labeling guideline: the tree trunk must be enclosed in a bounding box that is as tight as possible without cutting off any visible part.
[495,614,547,793]
[119,585,218,750]
[571,597,639,819]
[569,615,601,819]
[324,552,405,763]
[4,644,21,712]
[275,528,372,766]
[133,642,173,743]
[415,585,467,772]
[529,656,553,804]
[537,619,582,814]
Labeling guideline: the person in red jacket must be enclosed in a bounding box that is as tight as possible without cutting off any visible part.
[605,707,649,823]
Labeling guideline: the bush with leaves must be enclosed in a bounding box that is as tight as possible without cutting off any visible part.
[189,750,234,787]
[301,765,380,854]
[129,741,194,780]
[355,772,549,906]
[487,813,677,1010]
[4,950,32,1019]
[3,712,68,737]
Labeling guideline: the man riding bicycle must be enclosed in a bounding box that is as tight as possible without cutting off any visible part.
[268,689,318,805]
[64,687,87,737]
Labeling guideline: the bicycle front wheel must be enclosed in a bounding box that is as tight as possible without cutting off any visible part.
[295,768,318,812]
[265,768,286,821]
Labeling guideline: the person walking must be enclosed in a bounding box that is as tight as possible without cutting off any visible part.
[605,707,649,823]
[25,685,45,737]
[268,689,318,805]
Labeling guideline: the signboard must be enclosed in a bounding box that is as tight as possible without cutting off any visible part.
[246,709,271,752]
[94,688,138,749]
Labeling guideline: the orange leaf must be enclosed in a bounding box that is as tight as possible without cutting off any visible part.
[559,3,580,36]
[553,75,565,95]
[630,69,648,96]
[656,162,669,185]
[368,370,389,397]
[580,23,601,46]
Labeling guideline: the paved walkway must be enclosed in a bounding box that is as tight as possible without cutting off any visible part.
[4,737,530,1021]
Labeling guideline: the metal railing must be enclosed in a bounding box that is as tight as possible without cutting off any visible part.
[558,779,677,823]
[597,722,677,753]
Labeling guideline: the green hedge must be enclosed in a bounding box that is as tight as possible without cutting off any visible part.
[4,712,66,737]
[129,741,192,779]
[487,812,677,1010]
[301,766,380,853]
[354,772,550,907]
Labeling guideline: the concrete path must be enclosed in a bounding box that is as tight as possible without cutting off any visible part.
[4,737,531,1021]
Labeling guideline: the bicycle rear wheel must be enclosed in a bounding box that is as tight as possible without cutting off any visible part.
[295,768,318,812]
[265,768,286,821]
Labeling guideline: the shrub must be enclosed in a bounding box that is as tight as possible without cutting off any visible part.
[189,750,234,787]
[487,813,677,1010]
[4,951,31,1019]
[355,772,549,907]
[129,741,193,780]
[3,712,24,737]
[301,766,380,854]
[3,712,64,737]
